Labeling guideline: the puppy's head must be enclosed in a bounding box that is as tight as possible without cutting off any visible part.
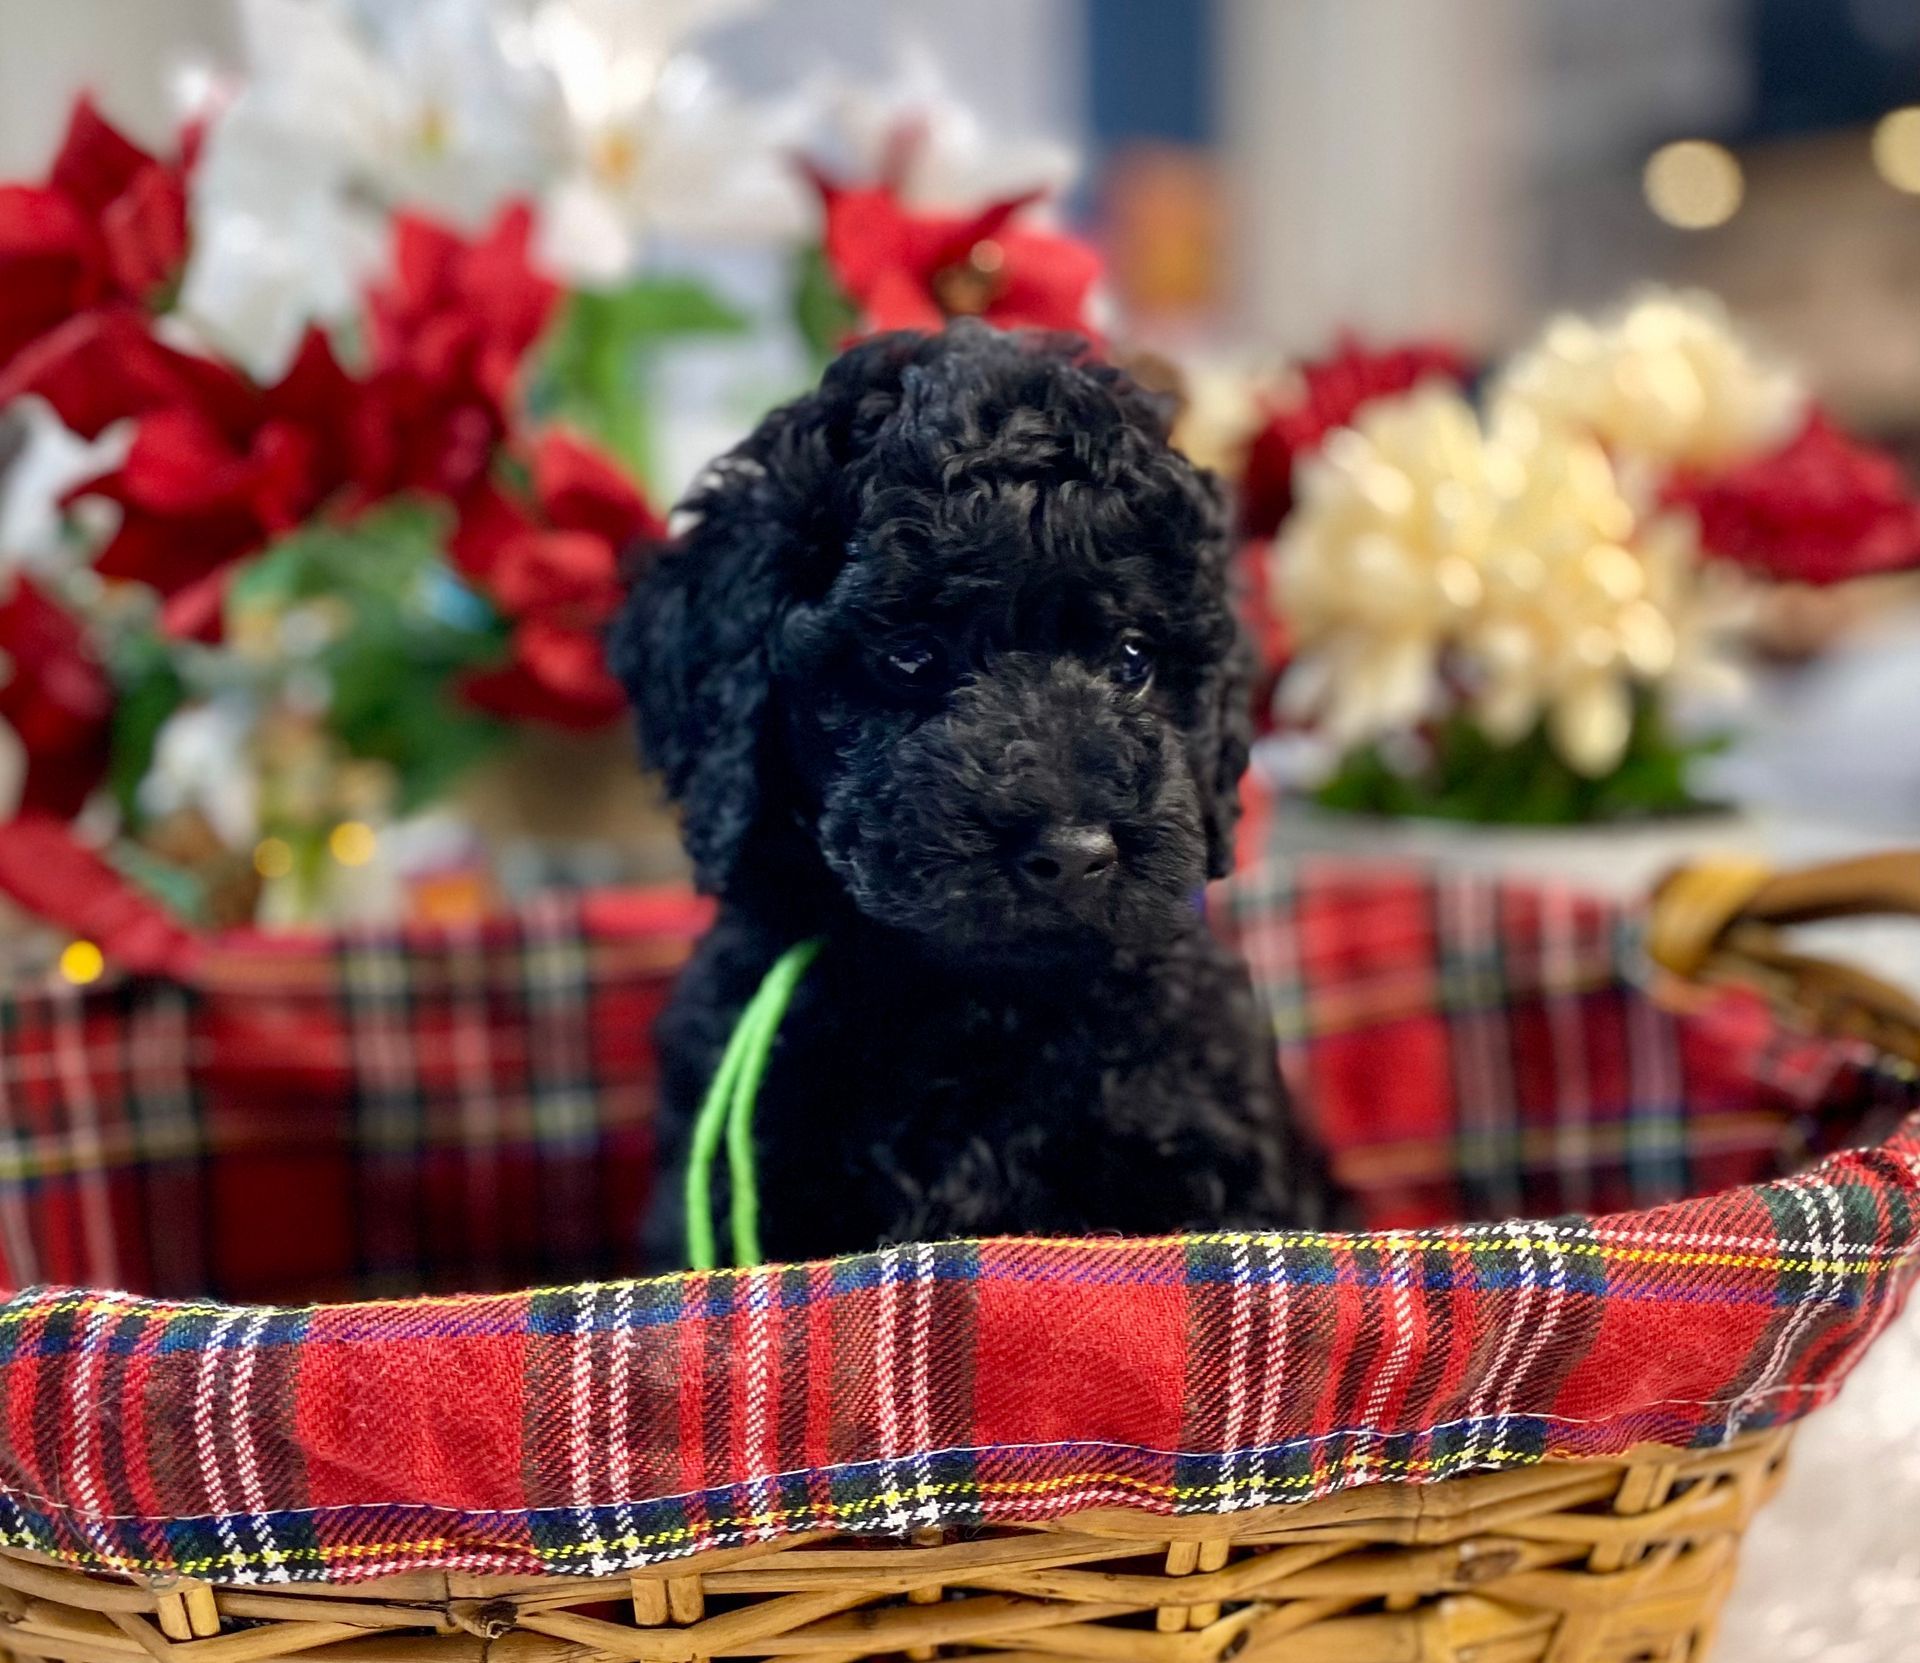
[617,323,1250,963]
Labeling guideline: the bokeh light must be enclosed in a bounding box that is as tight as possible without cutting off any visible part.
[58,940,105,986]
[1643,140,1744,229]
[253,837,295,880]
[329,821,378,867]
[1871,107,1920,193]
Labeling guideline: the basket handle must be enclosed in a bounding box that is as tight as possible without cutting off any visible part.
[1648,851,1920,1066]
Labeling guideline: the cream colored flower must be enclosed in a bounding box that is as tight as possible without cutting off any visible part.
[1275,386,1739,779]
[1493,287,1804,472]
[1275,386,1494,747]
[1464,414,1723,776]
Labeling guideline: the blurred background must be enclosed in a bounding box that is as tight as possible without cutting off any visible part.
[0,0,1917,966]
[1,6,1919,1658]
[0,0,1917,974]
[11,0,1920,428]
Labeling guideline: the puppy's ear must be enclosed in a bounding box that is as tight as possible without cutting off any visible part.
[611,333,921,893]
[1186,472,1254,881]
[1196,626,1256,879]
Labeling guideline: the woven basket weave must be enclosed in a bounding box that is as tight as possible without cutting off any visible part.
[0,853,1915,1663]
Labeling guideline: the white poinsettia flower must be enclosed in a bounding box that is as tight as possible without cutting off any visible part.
[181,0,563,374]
[528,3,809,283]
[799,46,1078,209]
[1493,286,1805,472]
[177,115,380,378]
[0,401,131,575]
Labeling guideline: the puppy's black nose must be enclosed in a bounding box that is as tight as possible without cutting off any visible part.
[1018,824,1119,892]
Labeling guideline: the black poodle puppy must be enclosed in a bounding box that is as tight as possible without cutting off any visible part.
[616,322,1332,1265]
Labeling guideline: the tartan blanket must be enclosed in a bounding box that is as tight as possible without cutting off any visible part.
[0,888,709,1302]
[0,862,1916,1583]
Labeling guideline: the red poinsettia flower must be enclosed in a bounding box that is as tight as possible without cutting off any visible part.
[1240,335,1472,538]
[13,206,561,637]
[358,203,561,501]
[59,325,360,614]
[810,168,1102,339]
[0,578,114,819]
[0,96,189,380]
[457,429,664,730]
[1665,410,1920,586]
[0,308,250,439]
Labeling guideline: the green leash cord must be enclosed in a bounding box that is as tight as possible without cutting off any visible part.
[684,938,823,1270]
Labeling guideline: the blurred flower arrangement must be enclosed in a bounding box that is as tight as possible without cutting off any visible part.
[1240,290,1920,824]
[0,7,1104,962]
[22,0,1908,937]
[0,92,665,944]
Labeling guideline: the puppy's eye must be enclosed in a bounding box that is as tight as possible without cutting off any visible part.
[1109,633,1155,693]
[875,638,942,691]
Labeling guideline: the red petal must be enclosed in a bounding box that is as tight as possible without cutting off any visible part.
[0,184,96,263]
[533,429,665,544]
[416,401,500,499]
[0,578,114,818]
[462,620,626,730]
[259,326,359,500]
[159,568,233,643]
[245,420,325,530]
[0,309,255,440]
[368,202,556,380]
[0,816,201,977]
[92,502,262,597]
[448,476,537,583]
[1669,411,1920,585]
[46,95,157,216]
[862,267,946,333]
[369,213,464,360]
[100,163,189,301]
[488,529,620,621]
[982,225,1103,336]
[266,326,357,423]
[463,200,558,361]
[0,185,101,370]
[115,407,256,513]
[815,177,923,295]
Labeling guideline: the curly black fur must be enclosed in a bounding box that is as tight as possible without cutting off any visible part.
[616,323,1333,1264]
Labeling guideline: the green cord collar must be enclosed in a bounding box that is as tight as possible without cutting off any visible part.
[684,937,823,1270]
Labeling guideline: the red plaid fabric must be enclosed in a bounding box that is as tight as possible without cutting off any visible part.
[0,863,1915,1584]
[1217,860,1913,1229]
[0,889,708,1302]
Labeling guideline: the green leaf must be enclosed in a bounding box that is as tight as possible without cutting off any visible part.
[1314,694,1725,826]
[105,639,186,826]
[584,275,750,338]
[791,243,860,369]
[534,274,749,484]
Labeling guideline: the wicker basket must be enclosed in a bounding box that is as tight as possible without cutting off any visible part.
[0,1430,1793,1663]
[0,854,1915,1663]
